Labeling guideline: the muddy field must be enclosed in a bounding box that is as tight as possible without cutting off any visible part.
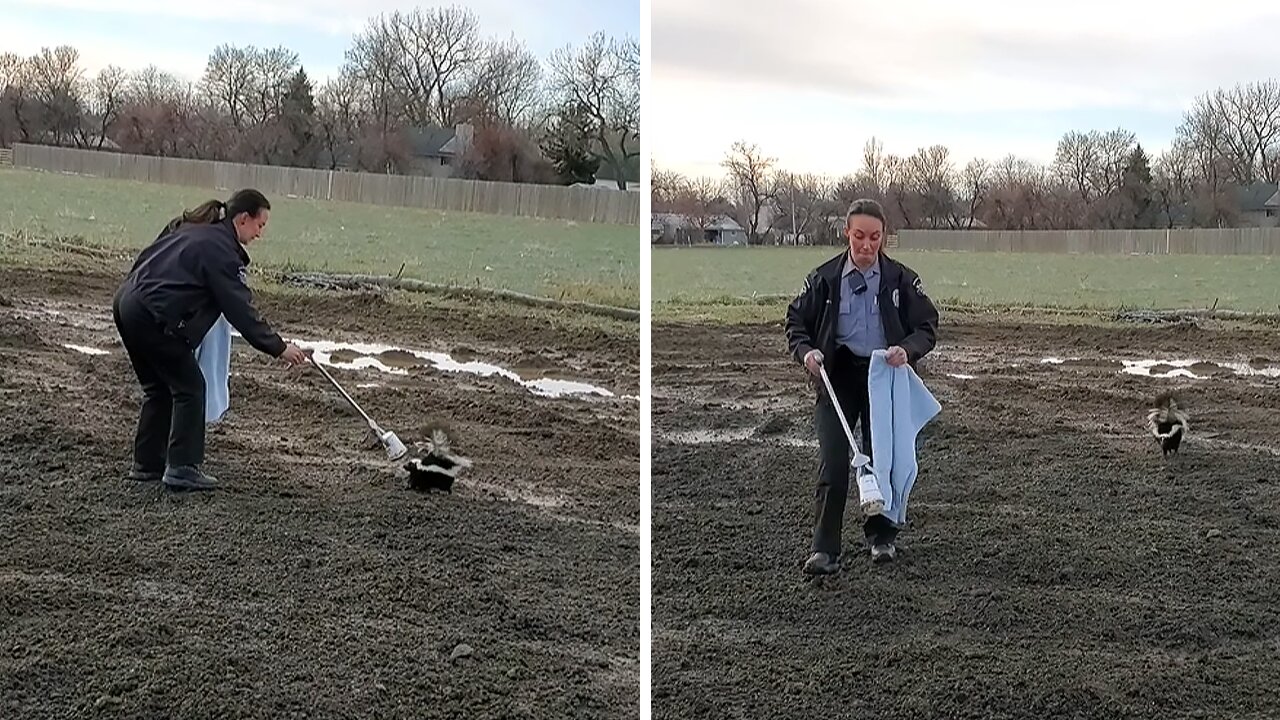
[0,265,639,719]
[652,313,1280,720]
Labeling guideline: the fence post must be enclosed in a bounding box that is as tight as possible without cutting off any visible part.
[327,170,333,201]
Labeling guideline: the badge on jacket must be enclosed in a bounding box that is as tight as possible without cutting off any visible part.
[892,288,900,308]
[913,276,926,297]
[238,267,249,286]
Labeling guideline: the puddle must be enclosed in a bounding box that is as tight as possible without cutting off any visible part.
[279,337,619,399]
[1038,356,1280,381]
[659,428,816,448]
[1120,358,1280,380]
[63,344,109,356]
[948,373,976,380]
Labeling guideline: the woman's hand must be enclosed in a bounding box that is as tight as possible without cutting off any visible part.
[885,346,908,367]
[279,343,308,367]
[804,349,824,376]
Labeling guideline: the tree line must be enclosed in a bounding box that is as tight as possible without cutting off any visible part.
[0,5,639,189]
[653,79,1280,243]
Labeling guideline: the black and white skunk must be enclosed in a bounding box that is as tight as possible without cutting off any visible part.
[403,428,472,492]
[1146,392,1189,456]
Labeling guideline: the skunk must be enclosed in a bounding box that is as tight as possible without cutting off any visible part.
[1146,392,1189,456]
[403,428,472,493]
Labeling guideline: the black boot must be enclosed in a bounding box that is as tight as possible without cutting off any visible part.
[128,463,163,481]
[162,465,219,491]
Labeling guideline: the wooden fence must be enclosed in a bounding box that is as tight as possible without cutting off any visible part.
[8,143,639,226]
[897,228,1280,256]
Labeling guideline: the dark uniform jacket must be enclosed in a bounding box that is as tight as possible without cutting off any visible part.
[785,250,938,371]
[119,218,287,357]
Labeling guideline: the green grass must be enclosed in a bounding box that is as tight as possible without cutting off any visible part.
[653,245,1280,322]
[0,167,640,308]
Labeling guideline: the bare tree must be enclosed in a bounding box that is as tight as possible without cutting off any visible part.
[1176,93,1234,193]
[776,172,832,244]
[650,165,687,212]
[202,45,255,130]
[127,66,183,107]
[26,46,85,146]
[722,140,777,243]
[548,32,639,190]
[463,35,543,127]
[856,137,891,197]
[903,145,957,228]
[418,5,482,125]
[676,175,723,242]
[0,52,35,144]
[346,15,405,133]
[316,71,362,169]
[82,65,127,148]
[1053,130,1100,204]
[955,158,991,228]
[247,46,300,126]
[986,155,1049,230]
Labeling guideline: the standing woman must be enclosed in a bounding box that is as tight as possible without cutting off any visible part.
[113,188,307,491]
[784,198,939,573]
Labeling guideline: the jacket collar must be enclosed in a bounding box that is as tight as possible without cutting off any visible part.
[216,217,251,266]
[822,250,899,294]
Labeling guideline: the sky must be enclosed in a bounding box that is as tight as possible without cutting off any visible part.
[651,0,1280,179]
[0,0,637,86]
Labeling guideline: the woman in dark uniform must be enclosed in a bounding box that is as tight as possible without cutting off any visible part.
[112,188,307,491]
[785,199,939,573]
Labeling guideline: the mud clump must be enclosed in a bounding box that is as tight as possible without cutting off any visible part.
[0,315,48,350]
[754,414,791,436]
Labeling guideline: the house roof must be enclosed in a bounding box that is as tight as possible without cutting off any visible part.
[406,127,459,157]
[1234,181,1279,212]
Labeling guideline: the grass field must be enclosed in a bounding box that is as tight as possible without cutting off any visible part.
[653,245,1280,322]
[0,167,640,308]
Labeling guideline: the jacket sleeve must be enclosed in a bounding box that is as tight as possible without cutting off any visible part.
[784,270,822,364]
[203,252,288,357]
[896,268,939,362]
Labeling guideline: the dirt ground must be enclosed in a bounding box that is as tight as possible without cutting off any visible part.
[0,265,639,719]
[652,312,1280,720]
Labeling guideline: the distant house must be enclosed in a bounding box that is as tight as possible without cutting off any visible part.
[318,123,473,177]
[652,212,747,245]
[1235,181,1280,227]
[405,123,474,178]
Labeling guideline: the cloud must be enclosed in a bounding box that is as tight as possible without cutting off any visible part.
[653,0,1280,112]
[0,14,209,80]
[0,0,636,53]
[650,0,1280,175]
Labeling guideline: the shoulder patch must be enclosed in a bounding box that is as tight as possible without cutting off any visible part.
[238,267,249,286]
[913,275,926,297]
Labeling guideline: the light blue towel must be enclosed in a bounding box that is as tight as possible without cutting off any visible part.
[865,349,942,526]
[194,314,232,424]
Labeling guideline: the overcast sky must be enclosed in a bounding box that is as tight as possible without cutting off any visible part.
[652,0,1280,179]
[0,0,636,85]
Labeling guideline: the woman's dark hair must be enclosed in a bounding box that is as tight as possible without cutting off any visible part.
[846,198,888,229]
[163,188,271,234]
[225,188,270,221]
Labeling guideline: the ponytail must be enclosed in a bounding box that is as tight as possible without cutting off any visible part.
[164,193,261,234]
